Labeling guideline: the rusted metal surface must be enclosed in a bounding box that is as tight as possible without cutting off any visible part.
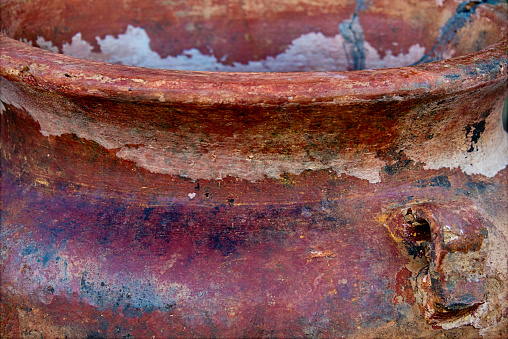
[1,0,508,337]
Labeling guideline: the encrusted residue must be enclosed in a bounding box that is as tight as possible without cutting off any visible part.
[36,25,425,72]
[402,99,508,179]
[383,199,508,333]
[425,123,508,178]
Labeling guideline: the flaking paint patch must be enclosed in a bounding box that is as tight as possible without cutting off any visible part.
[404,104,508,178]
[0,77,385,183]
[116,145,385,183]
[35,36,60,53]
[56,25,425,72]
[4,25,505,182]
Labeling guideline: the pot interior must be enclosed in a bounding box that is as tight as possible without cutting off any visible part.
[1,0,507,71]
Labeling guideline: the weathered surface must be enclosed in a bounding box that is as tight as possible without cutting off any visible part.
[1,0,508,337]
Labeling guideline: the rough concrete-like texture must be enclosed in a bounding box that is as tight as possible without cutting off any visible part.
[1,0,508,337]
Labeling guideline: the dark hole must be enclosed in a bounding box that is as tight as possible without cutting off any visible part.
[430,303,481,321]
[402,208,431,259]
[403,208,431,242]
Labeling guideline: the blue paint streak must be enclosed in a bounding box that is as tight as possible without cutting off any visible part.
[78,271,179,317]
[22,244,39,256]
[42,250,54,265]
[338,0,368,70]
[415,0,500,64]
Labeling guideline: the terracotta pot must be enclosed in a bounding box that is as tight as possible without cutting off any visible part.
[1,0,507,337]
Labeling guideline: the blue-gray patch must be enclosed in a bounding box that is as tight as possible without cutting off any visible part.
[415,0,501,64]
[79,271,181,317]
[338,0,368,70]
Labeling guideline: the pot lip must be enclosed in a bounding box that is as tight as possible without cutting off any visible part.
[1,32,507,105]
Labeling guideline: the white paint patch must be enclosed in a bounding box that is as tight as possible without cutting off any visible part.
[57,25,425,72]
[21,38,33,46]
[36,36,59,53]
[406,112,508,178]
[364,43,426,70]
[62,33,108,62]
[458,127,508,177]
[115,145,385,183]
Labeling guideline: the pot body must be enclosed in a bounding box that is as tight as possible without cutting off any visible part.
[1,0,508,337]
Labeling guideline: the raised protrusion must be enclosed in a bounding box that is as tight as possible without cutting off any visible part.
[406,201,488,325]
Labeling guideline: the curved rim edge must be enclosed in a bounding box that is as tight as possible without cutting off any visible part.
[1,33,507,105]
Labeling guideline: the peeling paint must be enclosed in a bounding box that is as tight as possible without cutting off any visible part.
[404,101,508,178]
[0,77,387,183]
[35,36,59,53]
[54,25,425,72]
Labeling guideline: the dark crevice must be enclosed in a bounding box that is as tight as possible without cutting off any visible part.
[402,208,431,261]
[403,208,431,242]
[430,303,482,321]
[465,119,486,153]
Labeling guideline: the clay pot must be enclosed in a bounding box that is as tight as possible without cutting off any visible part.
[1,0,507,337]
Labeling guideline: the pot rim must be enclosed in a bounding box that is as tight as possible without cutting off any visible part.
[1,33,507,106]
